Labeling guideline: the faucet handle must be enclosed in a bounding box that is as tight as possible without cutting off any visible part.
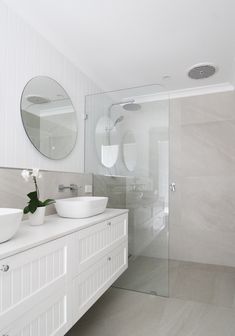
[70,184,79,191]
[58,184,82,192]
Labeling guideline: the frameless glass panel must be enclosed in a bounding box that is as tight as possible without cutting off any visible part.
[85,84,169,297]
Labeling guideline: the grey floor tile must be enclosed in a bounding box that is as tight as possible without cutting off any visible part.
[169,259,235,308]
[66,288,235,336]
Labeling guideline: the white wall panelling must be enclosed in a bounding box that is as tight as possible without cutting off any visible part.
[0,0,100,172]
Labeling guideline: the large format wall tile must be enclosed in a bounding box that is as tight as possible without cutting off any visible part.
[181,176,235,233]
[181,120,235,177]
[170,224,235,267]
[170,90,235,266]
[0,167,92,217]
[93,175,126,209]
[180,91,235,125]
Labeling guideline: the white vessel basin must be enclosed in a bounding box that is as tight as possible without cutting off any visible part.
[55,196,108,219]
[0,208,23,243]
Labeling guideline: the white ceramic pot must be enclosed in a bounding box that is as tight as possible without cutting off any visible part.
[28,207,46,226]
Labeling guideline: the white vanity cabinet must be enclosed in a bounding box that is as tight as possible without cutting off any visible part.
[73,213,127,273]
[0,209,128,336]
[0,236,71,330]
[73,241,127,321]
[1,289,69,336]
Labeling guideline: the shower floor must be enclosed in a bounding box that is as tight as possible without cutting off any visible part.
[115,256,235,308]
[170,259,235,308]
[66,258,235,335]
[66,287,235,336]
[114,255,169,296]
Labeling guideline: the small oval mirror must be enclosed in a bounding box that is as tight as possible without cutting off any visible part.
[123,131,137,171]
[21,76,77,160]
[95,116,119,168]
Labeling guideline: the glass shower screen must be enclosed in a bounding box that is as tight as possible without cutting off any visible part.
[85,84,169,297]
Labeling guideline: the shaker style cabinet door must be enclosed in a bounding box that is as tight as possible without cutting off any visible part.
[74,213,128,274]
[0,289,69,336]
[72,241,128,321]
[0,235,72,329]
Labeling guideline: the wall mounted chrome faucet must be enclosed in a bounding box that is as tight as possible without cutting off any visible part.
[58,184,81,192]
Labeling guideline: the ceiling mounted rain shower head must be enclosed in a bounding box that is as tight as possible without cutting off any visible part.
[122,102,141,111]
[188,64,217,80]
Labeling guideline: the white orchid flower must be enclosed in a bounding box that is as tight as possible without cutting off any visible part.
[21,169,30,182]
[32,168,40,177]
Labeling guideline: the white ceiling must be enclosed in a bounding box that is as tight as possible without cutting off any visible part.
[6,0,235,92]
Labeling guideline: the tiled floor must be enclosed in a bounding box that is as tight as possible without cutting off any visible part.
[170,259,235,308]
[115,256,235,307]
[66,258,235,335]
[66,288,235,336]
[114,256,168,296]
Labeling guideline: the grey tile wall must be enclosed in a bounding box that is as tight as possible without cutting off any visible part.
[0,168,92,217]
[93,175,126,209]
[169,90,235,267]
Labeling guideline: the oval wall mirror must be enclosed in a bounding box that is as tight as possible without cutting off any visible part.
[123,131,137,171]
[95,115,119,168]
[21,76,77,160]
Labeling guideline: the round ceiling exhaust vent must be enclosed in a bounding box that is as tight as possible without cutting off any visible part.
[26,95,51,104]
[188,64,217,79]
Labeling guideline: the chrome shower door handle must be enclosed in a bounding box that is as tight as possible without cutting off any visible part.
[169,182,176,192]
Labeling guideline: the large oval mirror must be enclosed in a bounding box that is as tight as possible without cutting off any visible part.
[21,76,77,160]
[123,131,137,171]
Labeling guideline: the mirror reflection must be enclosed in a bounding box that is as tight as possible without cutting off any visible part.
[95,116,119,168]
[123,131,137,171]
[21,76,77,160]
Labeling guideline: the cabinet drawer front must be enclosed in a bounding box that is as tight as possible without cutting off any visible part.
[77,221,110,267]
[109,240,128,281]
[110,214,128,244]
[1,289,68,336]
[73,241,128,320]
[76,214,128,273]
[0,236,69,318]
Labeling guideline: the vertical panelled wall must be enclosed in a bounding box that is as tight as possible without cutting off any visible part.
[170,90,235,267]
[0,1,99,172]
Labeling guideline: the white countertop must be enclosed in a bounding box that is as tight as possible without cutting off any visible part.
[0,208,128,260]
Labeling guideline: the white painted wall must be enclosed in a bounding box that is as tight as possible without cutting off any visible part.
[0,1,99,172]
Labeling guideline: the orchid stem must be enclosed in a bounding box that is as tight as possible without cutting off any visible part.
[33,176,39,199]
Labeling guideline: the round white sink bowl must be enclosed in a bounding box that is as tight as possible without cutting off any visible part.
[0,208,23,243]
[55,196,108,219]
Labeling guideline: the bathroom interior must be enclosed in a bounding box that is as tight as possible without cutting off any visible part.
[0,0,235,335]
